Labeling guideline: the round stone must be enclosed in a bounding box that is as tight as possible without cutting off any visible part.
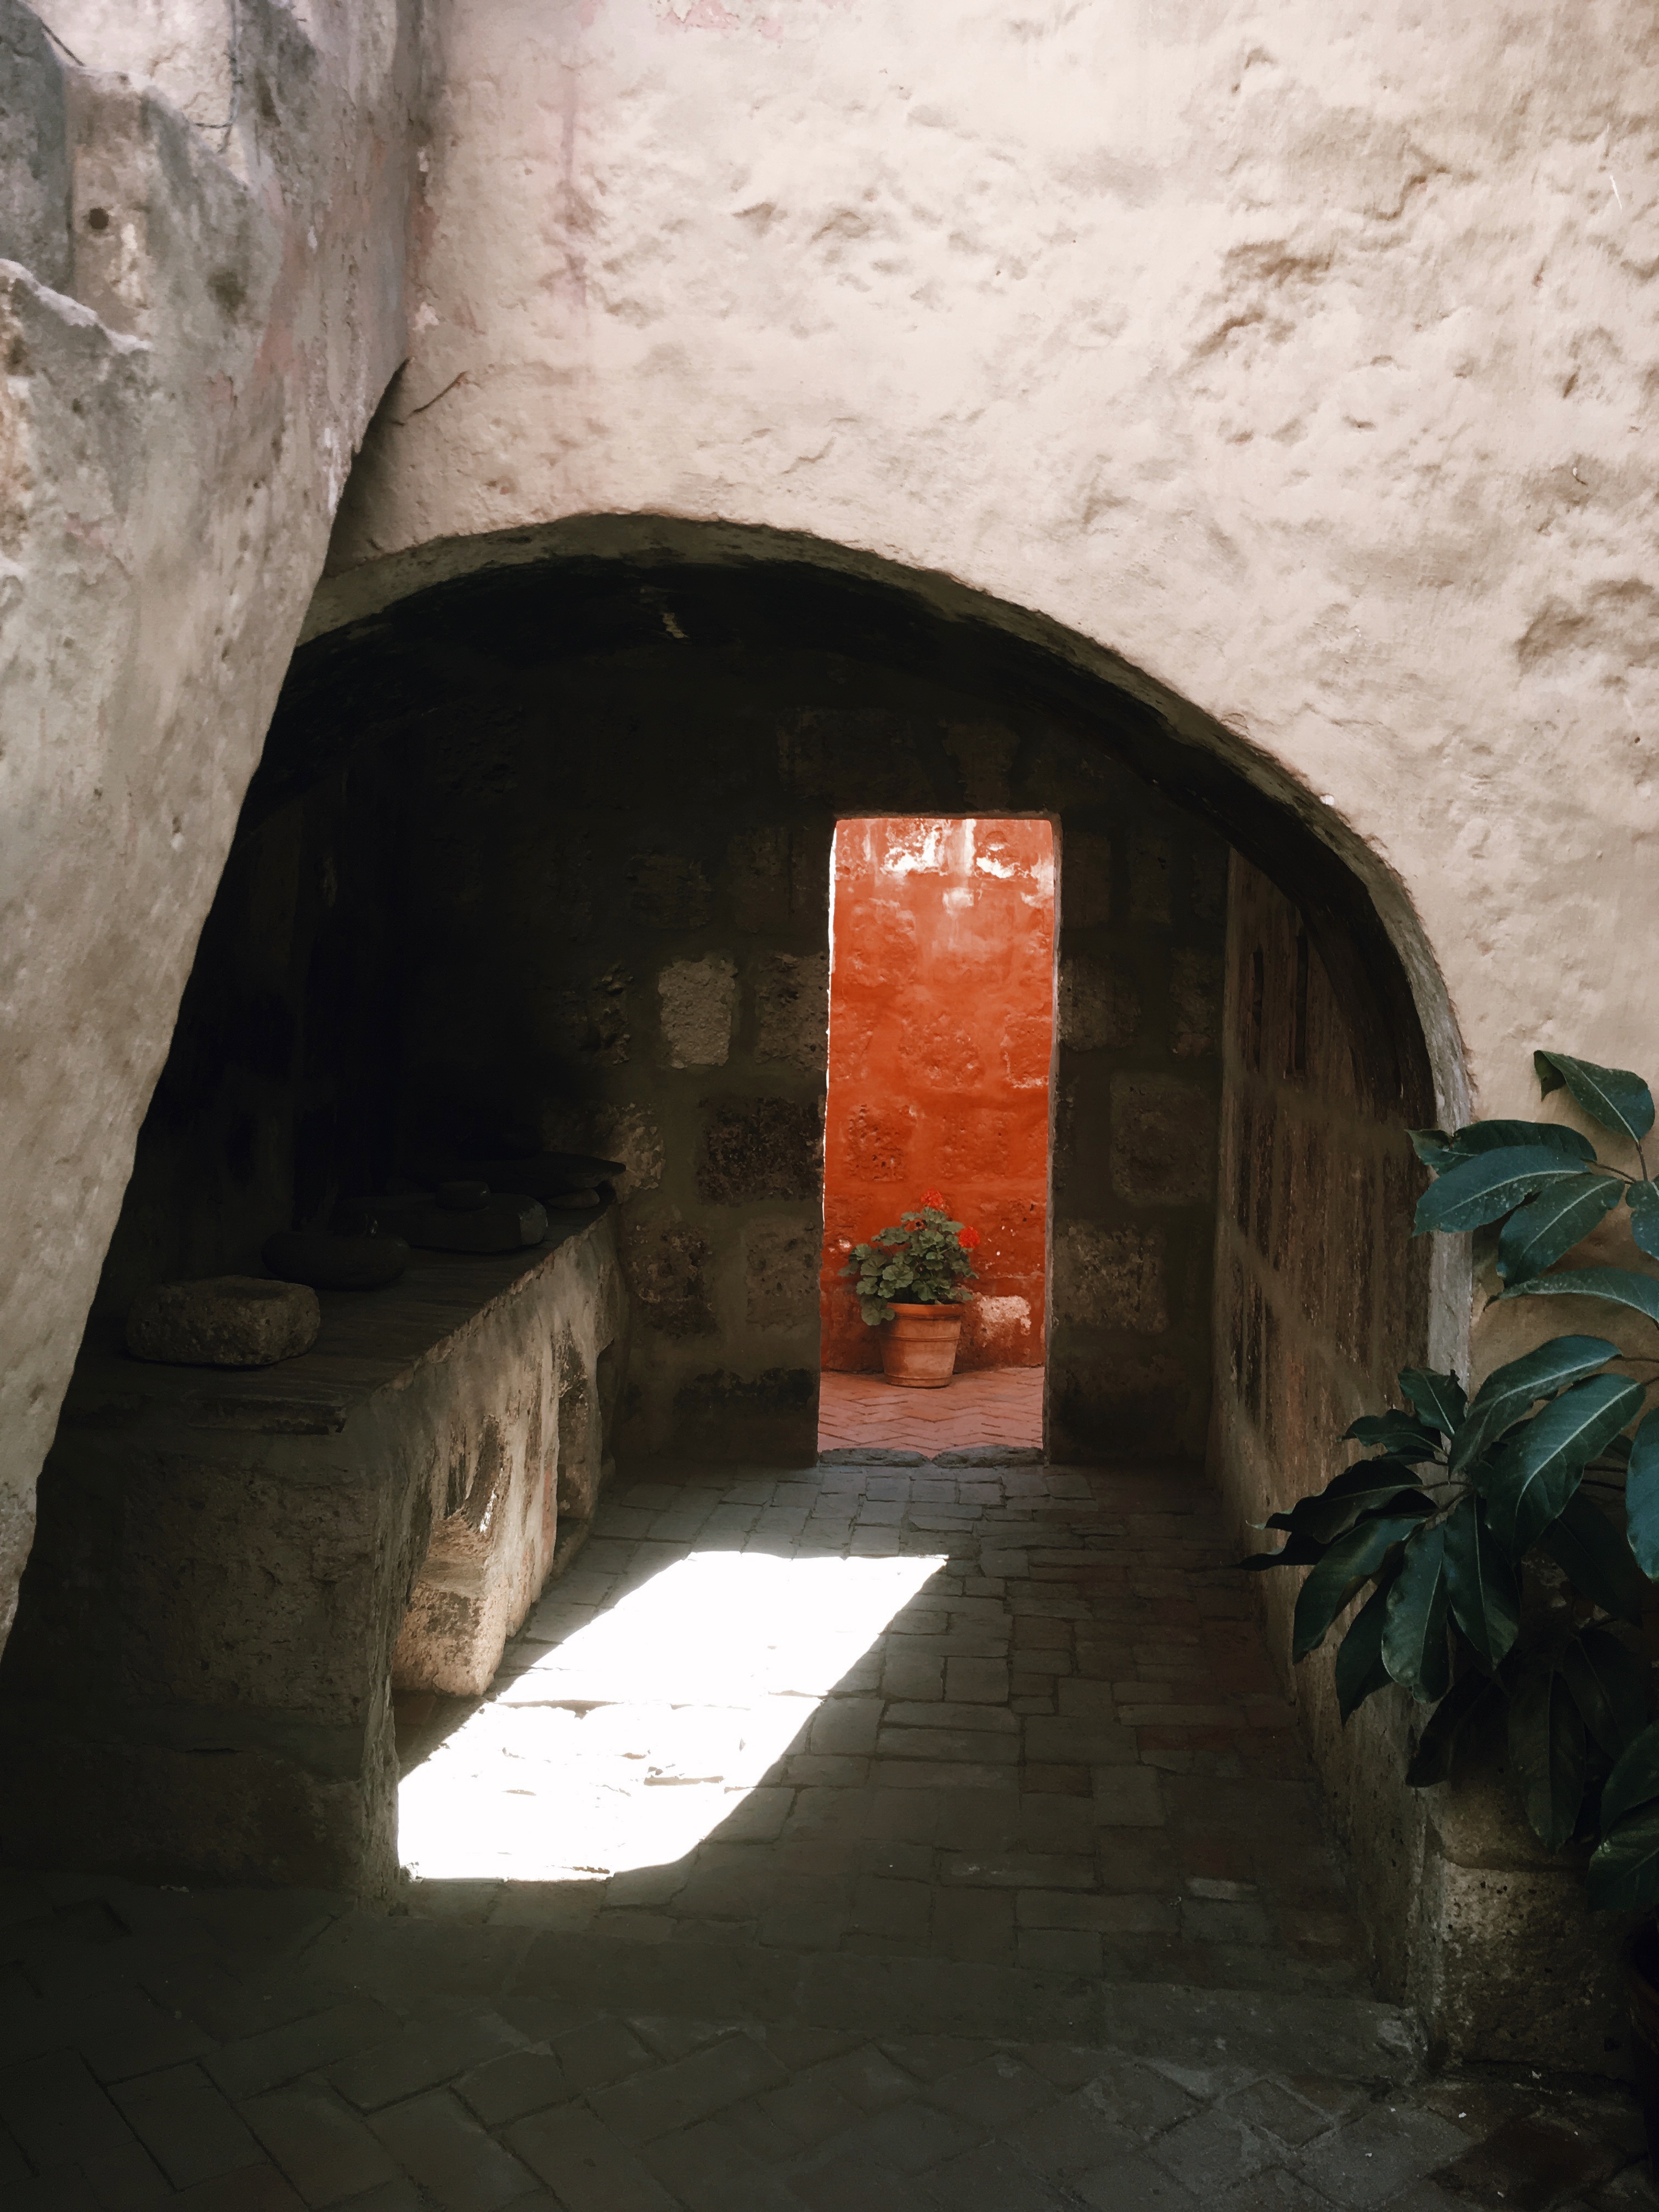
[125,1276,321,1367]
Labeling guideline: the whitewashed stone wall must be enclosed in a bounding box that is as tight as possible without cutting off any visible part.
[0,0,420,1638]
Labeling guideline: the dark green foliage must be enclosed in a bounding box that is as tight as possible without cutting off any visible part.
[1497,1173,1624,1284]
[1535,1051,1656,1148]
[1540,1491,1648,1626]
[1334,1581,1395,1720]
[1449,1336,1617,1474]
[1508,1660,1588,1851]
[1291,1516,1425,1661]
[1406,1672,1499,1787]
[1480,1375,1646,1556]
[1410,1121,1596,1170]
[840,1201,978,1326]
[1381,1526,1451,1702]
[1504,1266,1659,1330]
[1399,1367,1468,1436]
[1626,1412,1659,1579]
[1243,1049,1659,1907]
[1442,1496,1520,1669]
[1561,1630,1649,1761]
[1342,1409,1442,1459]
[1588,1804,1659,1911]
[1413,1147,1599,1237]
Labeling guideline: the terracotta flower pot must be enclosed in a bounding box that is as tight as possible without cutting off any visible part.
[880,1303,964,1389]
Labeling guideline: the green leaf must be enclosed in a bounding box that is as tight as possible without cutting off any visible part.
[1497,1172,1624,1285]
[1587,1803,1659,1911]
[1538,1488,1649,1626]
[1502,1266,1659,1332]
[1381,1525,1452,1703]
[1334,1578,1396,1721]
[1600,1719,1659,1833]
[1405,1671,1500,1787]
[1442,1495,1521,1669]
[1399,1368,1468,1437]
[1409,1128,1454,1167]
[1630,1183,1659,1262]
[1449,1335,1619,1474]
[1481,1374,1647,1556]
[1508,1661,1588,1850]
[1414,1147,1593,1237]
[1236,1531,1328,1571]
[1264,1462,1431,1548]
[1341,1410,1442,1460]
[1626,1410,1659,1579]
[1292,1516,1424,1661]
[1536,1050,1655,1148]
[1560,1628,1649,1762]
[1441,1119,1598,1165]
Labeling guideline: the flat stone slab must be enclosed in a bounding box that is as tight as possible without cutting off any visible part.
[63,1222,603,1438]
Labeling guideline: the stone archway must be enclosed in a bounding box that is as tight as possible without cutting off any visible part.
[4,529,1522,2062]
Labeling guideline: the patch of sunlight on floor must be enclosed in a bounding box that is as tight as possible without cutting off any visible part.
[398,1549,947,1882]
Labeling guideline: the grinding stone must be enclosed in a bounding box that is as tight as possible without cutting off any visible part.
[126,1276,321,1367]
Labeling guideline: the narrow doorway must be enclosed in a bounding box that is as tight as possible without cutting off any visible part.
[819,817,1057,1457]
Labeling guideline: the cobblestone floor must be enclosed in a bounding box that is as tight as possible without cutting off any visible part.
[2,1458,1652,2208]
[816,1368,1043,1458]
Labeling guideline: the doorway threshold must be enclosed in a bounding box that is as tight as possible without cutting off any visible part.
[817,1363,1042,1460]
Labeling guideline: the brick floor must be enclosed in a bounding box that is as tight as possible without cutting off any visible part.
[2,1457,1653,2207]
[817,1365,1043,1457]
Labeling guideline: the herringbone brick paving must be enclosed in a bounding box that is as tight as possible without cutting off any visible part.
[816,1368,1043,1458]
[2,1458,1651,2208]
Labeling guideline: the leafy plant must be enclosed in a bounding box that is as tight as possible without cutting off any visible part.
[1244,1051,1659,1908]
[840,1189,980,1326]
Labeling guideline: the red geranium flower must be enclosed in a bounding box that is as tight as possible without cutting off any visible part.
[957,1226,981,1250]
[919,1188,945,1210]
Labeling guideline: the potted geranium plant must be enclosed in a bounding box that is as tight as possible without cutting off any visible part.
[1243,1051,1659,2136]
[840,1189,981,1387]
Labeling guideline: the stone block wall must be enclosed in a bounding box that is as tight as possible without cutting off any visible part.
[1049,810,1227,1462]
[91,753,408,1318]
[0,1223,622,1895]
[1211,855,1432,1993]
[269,560,1232,1464]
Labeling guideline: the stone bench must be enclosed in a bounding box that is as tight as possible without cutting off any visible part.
[0,1211,624,1896]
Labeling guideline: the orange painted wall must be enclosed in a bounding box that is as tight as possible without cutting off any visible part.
[821,817,1056,1372]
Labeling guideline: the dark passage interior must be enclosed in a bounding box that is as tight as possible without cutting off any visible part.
[1,552,1435,1944]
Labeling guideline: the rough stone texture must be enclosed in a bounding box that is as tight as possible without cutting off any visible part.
[754,951,829,1073]
[657,956,736,1070]
[623,1213,716,1339]
[0,0,420,1643]
[1110,1077,1220,1207]
[744,1220,819,1329]
[697,1096,823,1207]
[1053,1227,1169,1335]
[1,1845,1645,2208]
[1207,861,1613,2074]
[0,1216,623,1892]
[125,1276,321,1367]
[261,578,1228,1462]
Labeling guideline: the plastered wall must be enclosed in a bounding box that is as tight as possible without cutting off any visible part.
[0,0,421,1643]
[821,817,1054,1375]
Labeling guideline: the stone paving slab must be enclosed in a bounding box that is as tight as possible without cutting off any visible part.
[2,1457,1655,2205]
[0,1874,1649,2208]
